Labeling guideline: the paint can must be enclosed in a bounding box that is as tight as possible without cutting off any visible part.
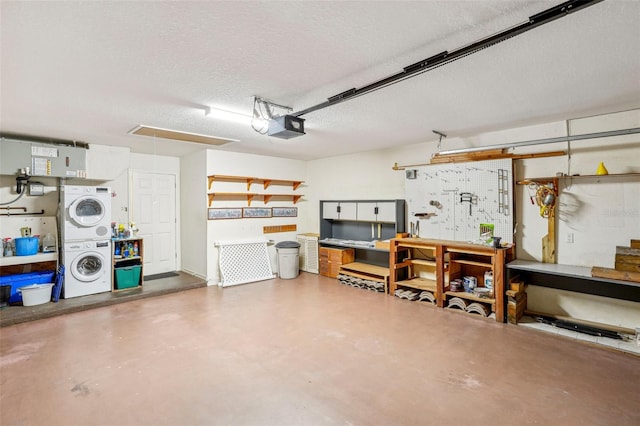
[463,276,477,293]
[450,279,464,292]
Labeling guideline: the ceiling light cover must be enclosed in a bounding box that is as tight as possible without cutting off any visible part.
[129,125,237,146]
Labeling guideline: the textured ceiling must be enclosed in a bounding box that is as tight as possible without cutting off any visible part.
[1,1,639,160]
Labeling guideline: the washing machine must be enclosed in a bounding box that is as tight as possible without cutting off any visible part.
[63,240,112,298]
[61,185,112,242]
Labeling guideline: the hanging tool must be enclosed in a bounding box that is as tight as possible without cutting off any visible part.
[535,184,556,218]
[498,169,509,215]
[459,192,475,215]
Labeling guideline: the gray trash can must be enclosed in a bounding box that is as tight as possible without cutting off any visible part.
[275,241,301,279]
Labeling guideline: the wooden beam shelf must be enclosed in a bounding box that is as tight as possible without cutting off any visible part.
[208,175,304,191]
[207,192,303,206]
[517,172,640,185]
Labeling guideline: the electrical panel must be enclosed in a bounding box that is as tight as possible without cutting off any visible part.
[0,138,87,178]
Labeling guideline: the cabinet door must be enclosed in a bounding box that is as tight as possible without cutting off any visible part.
[339,202,357,221]
[376,202,397,223]
[322,202,341,220]
[357,202,378,222]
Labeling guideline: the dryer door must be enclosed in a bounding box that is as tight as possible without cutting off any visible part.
[70,251,106,282]
[68,196,107,227]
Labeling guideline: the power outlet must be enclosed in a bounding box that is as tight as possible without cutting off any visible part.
[567,233,574,243]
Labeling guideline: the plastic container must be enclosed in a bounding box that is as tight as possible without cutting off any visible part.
[115,265,142,289]
[18,283,54,306]
[275,241,301,279]
[42,233,56,253]
[484,271,493,296]
[15,237,39,256]
[0,271,56,304]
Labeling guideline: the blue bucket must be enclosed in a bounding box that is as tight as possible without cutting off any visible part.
[14,237,39,256]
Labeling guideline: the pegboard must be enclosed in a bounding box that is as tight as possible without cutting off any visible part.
[404,159,514,243]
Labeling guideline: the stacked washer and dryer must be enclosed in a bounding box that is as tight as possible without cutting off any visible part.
[60,185,112,298]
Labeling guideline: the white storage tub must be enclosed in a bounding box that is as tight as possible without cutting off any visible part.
[18,283,54,306]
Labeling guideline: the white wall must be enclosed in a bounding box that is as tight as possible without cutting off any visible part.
[204,150,307,285]
[180,149,207,280]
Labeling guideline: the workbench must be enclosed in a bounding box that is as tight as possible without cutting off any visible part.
[506,259,640,302]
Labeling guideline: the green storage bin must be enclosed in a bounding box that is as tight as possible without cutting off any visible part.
[115,265,141,289]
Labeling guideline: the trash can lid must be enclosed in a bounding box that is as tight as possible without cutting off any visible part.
[275,241,300,248]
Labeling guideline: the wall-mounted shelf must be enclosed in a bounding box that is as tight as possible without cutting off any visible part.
[517,172,640,185]
[207,175,303,191]
[207,192,303,206]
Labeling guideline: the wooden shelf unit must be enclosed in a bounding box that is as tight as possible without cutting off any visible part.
[517,172,640,185]
[207,192,302,206]
[390,238,514,322]
[207,174,303,206]
[207,175,303,191]
[112,237,144,291]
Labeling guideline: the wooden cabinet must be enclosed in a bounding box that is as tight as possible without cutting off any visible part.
[390,238,514,322]
[319,247,354,278]
[112,237,143,291]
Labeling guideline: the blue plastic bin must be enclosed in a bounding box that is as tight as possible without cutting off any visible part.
[0,271,55,304]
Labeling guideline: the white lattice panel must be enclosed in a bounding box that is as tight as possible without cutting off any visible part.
[216,239,274,287]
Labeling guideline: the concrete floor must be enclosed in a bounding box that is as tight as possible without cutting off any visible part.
[1,272,639,426]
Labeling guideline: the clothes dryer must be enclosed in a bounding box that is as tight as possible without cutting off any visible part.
[61,185,112,241]
[62,239,112,298]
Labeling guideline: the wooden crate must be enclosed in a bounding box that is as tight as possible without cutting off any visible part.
[615,246,640,273]
[506,289,527,324]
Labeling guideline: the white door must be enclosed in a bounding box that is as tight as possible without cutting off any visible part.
[131,172,177,276]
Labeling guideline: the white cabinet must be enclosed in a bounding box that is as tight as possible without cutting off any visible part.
[356,202,377,221]
[355,201,396,223]
[322,201,357,220]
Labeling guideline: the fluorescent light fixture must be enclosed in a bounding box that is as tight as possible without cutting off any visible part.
[205,107,252,125]
[205,106,269,129]
[129,125,238,146]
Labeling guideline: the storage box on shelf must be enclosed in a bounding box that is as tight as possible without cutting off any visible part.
[389,238,514,322]
[112,237,143,290]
